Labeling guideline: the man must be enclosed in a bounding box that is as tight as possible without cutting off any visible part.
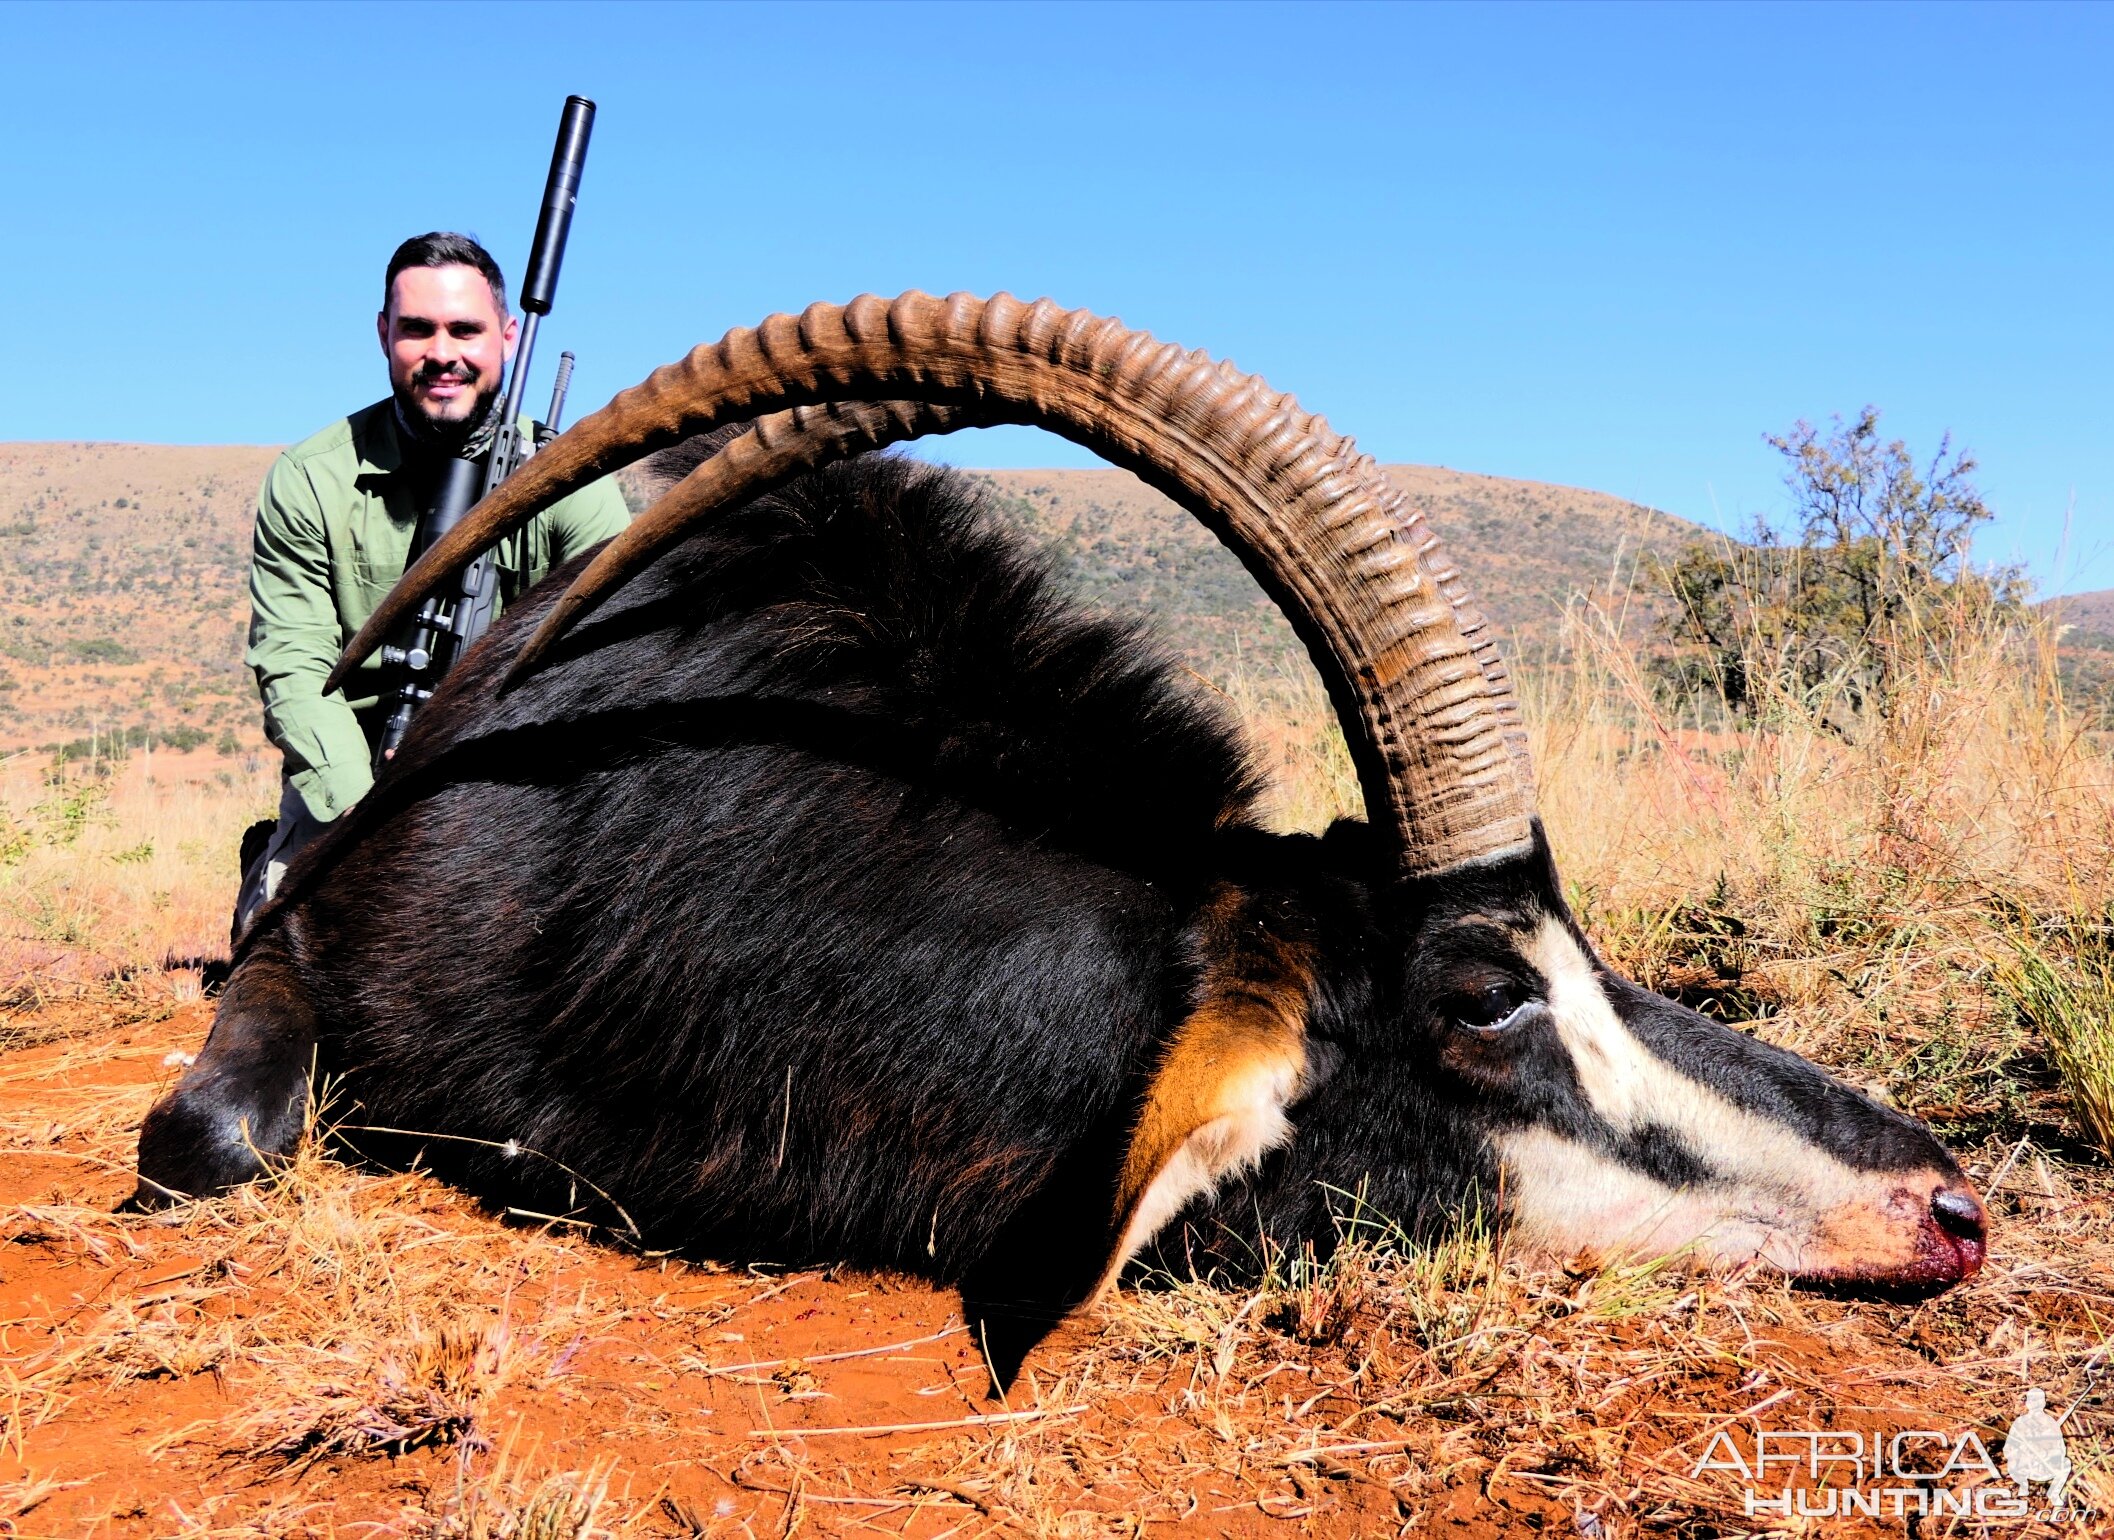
[233,232,630,937]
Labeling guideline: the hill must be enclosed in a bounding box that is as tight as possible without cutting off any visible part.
[0,442,276,763]
[3,442,1707,760]
[2043,587,2114,728]
[970,463,1704,687]
[2045,587,2114,638]
[13,439,2106,756]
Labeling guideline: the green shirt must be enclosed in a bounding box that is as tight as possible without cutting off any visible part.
[247,399,631,822]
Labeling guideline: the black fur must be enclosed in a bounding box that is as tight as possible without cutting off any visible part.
[146,457,1271,1265]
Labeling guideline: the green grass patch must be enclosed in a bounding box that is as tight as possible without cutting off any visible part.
[1996,924,2114,1158]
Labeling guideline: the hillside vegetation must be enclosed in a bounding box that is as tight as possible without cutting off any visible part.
[10,438,2110,755]
[0,443,274,763]
[6,444,1699,765]
[2047,588,2114,728]
[974,463,1705,677]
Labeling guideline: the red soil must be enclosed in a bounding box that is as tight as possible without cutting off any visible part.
[0,1010,1403,1537]
[1,1004,2104,1538]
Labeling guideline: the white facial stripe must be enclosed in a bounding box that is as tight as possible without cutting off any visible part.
[1504,919,1877,1266]
[1494,1125,1789,1265]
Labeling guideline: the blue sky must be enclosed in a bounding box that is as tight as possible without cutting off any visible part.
[5,1,2108,593]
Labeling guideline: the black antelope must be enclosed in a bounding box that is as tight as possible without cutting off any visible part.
[136,294,1987,1383]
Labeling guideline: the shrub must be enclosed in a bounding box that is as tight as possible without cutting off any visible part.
[67,637,142,666]
[1660,408,2023,726]
[33,773,109,844]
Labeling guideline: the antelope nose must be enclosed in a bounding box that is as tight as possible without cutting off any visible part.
[1932,1186,1985,1238]
[1931,1186,1988,1277]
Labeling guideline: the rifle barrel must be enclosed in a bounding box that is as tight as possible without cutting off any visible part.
[486,96,594,495]
[374,93,598,768]
[520,96,595,317]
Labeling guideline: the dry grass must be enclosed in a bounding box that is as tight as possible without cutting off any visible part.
[1542,596,2114,1149]
[406,1437,624,1540]
[0,1061,673,1535]
[5,1136,2109,1534]
[1997,931,2114,1157]
[0,565,2110,1533]
[0,748,276,1023]
[1234,586,2114,1160]
[1093,1220,2112,1531]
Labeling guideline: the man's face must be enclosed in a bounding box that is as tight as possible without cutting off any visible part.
[377,265,519,435]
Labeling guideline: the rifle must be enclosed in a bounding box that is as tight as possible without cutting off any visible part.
[374,95,596,766]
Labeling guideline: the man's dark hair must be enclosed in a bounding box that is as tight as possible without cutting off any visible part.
[384,232,509,316]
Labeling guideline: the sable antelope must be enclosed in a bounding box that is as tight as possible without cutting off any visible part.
[134,294,1987,1382]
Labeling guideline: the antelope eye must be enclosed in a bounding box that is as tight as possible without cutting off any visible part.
[1449,983,1533,1036]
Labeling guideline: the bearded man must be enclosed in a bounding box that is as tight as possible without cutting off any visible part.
[234,232,629,937]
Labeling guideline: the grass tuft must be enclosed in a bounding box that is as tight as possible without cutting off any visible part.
[236,1312,511,1470]
[1998,924,2114,1157]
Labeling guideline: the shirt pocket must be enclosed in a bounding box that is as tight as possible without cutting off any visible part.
[346,492,418,597]
[349,551,403,595]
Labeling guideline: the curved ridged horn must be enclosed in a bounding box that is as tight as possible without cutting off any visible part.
[502,398,994,685]
[334,291,1534,875]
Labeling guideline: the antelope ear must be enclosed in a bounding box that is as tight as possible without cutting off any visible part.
[955,896,1320,1395]
[1091,998,1314,1303]
[954,993,1317,1399]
